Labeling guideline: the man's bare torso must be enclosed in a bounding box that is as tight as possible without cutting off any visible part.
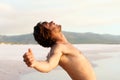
[24,21,96,80]
[48,43,96,80]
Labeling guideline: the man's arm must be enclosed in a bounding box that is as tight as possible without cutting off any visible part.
[23,47,62,73]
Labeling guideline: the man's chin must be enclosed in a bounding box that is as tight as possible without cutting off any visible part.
[59,25,62,31]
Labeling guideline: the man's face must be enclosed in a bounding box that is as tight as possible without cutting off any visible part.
[42,21,61,32]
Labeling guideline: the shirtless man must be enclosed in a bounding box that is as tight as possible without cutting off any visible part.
[23,21,96,80]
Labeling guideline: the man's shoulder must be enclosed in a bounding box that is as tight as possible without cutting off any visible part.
[51,43,68,51]
[54,43,70,48]
[52,43,64,49]
[49,44,64,54]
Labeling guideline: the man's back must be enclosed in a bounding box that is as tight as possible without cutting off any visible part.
[53,43,96,80]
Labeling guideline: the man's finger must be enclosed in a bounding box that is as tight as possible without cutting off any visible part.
[28,48,32,54]
[28,48,35,59]
[23,53,27,58]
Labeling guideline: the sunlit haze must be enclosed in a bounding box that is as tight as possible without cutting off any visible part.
[0,0,119,35]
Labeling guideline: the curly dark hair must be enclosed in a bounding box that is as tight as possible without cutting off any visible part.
[33,22,56,47]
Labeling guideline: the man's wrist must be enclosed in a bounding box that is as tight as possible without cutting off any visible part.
[30,60,38,68]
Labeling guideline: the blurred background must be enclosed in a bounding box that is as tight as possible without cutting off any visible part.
[0,0,119,36]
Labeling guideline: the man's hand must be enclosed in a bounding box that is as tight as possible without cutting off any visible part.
[23,48,36,68]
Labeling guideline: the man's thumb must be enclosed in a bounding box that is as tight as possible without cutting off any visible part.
[28,48,32,53]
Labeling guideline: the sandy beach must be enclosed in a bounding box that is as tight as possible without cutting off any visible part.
[0,44,120,80]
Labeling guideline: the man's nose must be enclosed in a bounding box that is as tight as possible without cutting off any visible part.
[50,21,55,24]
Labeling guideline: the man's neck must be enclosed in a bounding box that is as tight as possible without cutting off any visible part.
[55,32,68,44]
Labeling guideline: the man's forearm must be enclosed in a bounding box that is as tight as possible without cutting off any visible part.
[33,61,52,73]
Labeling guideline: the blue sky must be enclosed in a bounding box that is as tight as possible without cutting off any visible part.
[0,0,119,35]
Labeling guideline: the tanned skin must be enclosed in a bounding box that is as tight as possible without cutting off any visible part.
[23,21,96,80]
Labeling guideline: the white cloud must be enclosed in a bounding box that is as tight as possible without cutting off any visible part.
[0,3,14,12]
